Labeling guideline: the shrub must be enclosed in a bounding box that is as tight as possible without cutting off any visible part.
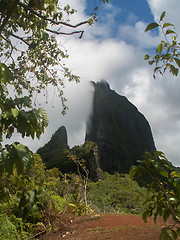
[87,173,148,214]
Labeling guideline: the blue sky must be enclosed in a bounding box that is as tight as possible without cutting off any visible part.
[94,0,153,23]
[10,0,180,166]
[85,0,153,22]
[84,0,154,41]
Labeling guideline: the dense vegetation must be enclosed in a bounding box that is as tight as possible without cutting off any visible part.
[87,173,148,214]
[0,153,149,239]
[0,154,66,239]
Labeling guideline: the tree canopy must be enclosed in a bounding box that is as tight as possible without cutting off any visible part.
[0,0,106,176]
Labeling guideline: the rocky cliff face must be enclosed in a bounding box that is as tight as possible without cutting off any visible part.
[37,126,72,171]
[85,80,156,173]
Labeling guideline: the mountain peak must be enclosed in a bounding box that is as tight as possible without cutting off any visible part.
[86,80,156,173]
[91,80,110,91]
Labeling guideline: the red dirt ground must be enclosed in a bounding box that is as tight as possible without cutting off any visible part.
[39,214,176,240]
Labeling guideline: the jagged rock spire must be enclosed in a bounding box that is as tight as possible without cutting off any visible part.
[85,80,156,173]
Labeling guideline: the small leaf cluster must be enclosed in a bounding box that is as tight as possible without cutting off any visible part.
[88,0,110,25]
[145,11,180,78]
[130,151,180,239]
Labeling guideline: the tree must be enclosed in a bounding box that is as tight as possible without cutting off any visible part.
[0,0,107,176]
[130,12,180,240]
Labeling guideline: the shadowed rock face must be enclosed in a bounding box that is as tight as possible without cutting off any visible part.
[85,80,156,173]
[37,126,72,171]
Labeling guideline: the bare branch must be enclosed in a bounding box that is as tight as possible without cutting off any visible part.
[18,2,88,29]
[8,32,30,46]
[46,28,84,38]
[0,34,14,62]
[51,20,88,29]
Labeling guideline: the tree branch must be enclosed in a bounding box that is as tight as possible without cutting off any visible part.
[7,32,30,46]
[46,28,84,39]
[0,34,14,62]
[18,2,88,28]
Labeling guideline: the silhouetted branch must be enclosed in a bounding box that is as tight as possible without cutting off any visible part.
[18,2,88,28]
[46,28,84,38]
[7,32,30,46]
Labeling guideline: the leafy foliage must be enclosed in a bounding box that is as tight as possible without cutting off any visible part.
[145,11,180,78]
[0,214,30,240]
[0,154,68,238]
[130,151,180,239]
[87,173,148,214]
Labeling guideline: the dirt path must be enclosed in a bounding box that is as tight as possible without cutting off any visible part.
[40,214,173,240]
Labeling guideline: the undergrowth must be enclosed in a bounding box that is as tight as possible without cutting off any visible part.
[0,154,148,239]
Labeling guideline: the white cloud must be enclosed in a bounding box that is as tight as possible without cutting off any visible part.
[117,21,161,48]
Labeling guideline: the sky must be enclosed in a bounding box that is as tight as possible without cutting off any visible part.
[11,0,180,166]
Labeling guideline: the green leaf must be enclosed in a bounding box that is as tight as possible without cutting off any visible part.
[145,22,159,32]
[12,143,34,174]
[170,65,178,76]
[171,171,180,178]
[11,108,19,118]
[160,11,166,21]
[160,170,168,178]
[154,67,161,73]
[88,18,94,25]
[38,108,49,127]
[144,54,150,60]
[129,166,136,179]
[142,210,148,223]
[154,211,158,223]
[157,43,163,54]
[149,60,155,65]
[174,58,180,68]
[166,29,176,35]
[160,227,171,240]
[163,22,175,28]
[163,209,170,222]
